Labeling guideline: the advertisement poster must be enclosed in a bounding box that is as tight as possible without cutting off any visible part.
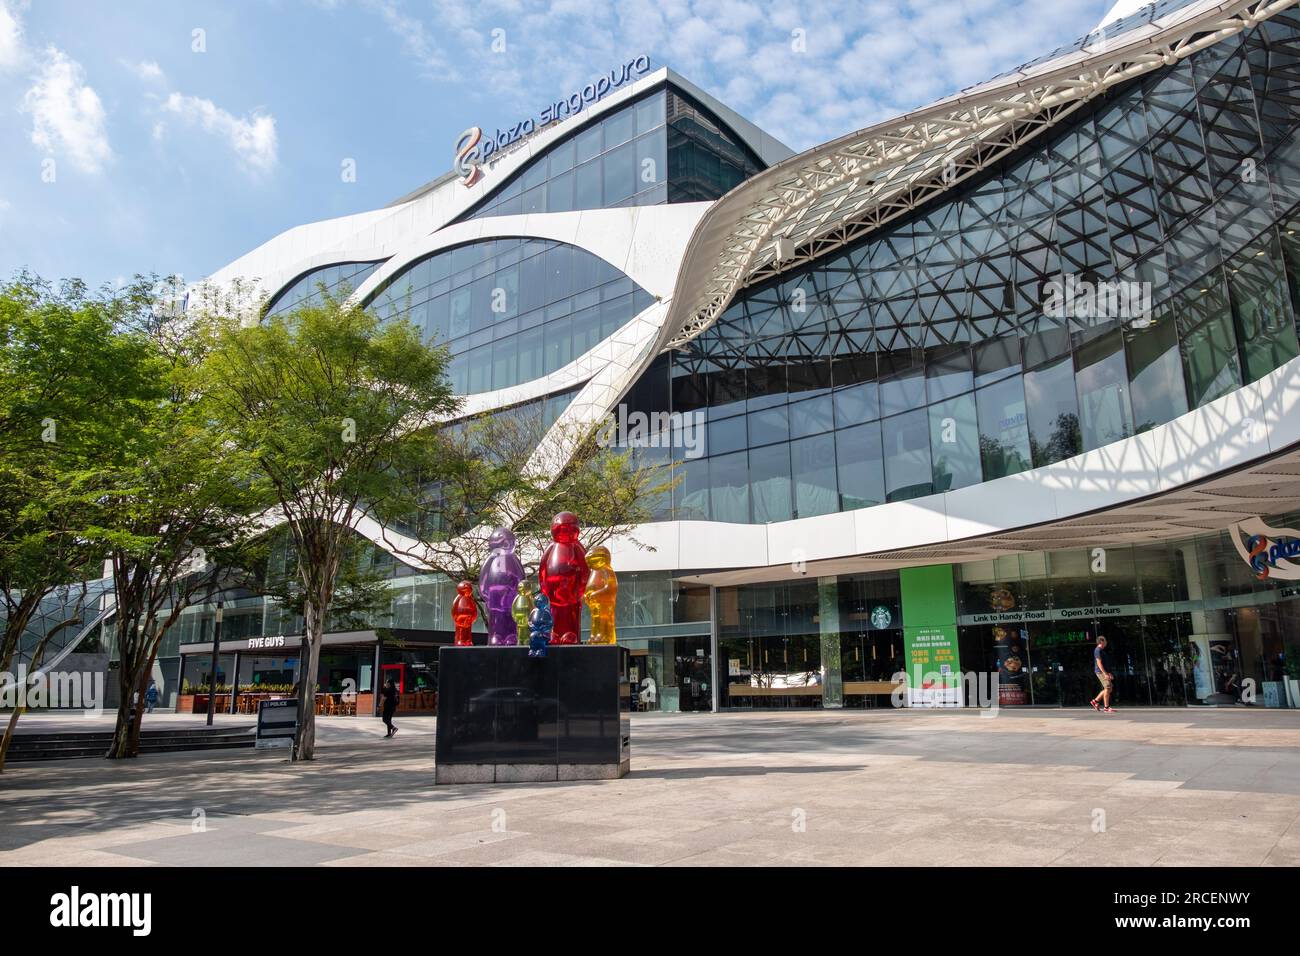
[1189,634,1214,701]
[993,625,1030,705]
[902,624,962,706]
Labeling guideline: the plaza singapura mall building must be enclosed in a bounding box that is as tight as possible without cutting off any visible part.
[80,0,1300,714]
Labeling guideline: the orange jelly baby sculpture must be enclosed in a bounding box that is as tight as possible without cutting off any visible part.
[584,546,618,644]
[452,580,478,646]
[538,511,588,645]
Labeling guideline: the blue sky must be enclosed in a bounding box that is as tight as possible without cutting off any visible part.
[0,0,1115,290]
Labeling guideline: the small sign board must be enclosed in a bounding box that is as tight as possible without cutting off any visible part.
[255,698,298,750]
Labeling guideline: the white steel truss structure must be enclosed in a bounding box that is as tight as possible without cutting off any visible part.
[662,0,1299,349]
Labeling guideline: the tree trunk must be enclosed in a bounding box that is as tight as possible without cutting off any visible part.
[0,706,22,774]
[294,599,324,761]
[106,653,142,759]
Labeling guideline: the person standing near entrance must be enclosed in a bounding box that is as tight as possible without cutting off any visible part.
[145,680,159,714]
[381,678,400,737]
[1090,635,1117,713]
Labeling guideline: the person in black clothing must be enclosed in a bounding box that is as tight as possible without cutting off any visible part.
[1090,635,1117,713]
[381,678,400,737]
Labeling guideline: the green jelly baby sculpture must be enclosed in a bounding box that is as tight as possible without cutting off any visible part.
[511,580,533,647]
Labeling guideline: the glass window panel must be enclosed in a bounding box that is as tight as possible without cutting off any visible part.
[749,443,793,523]
[789,394,834,437]
[575,124,602,163]
[1024,355,1082,467]
[1175,280,1241,406]
[674,459,709,520]
[574,159,602,209]
[791,434,838,519]
[602,141,637,205]
[448,287,472,339]
[521,184,546,214]
[636,92,663,135]
[1226,235,1298,383]
[708,415,746,456]
[426,294,449,343]
[928,393,982,493]
[491,337,517,390]
[882,409,933,502]
[836,421,885,510]
[547,170,574,213]
[634,129,666,187]
[708,451,749,523]
[976,375,1032,479]
[548,138,576,176]
[466,344,492,394]
[925,344,974,401]
[748,405,790,446]
[544,314,573,370]
[1075,329,1134,451]
[973,335,1023,387]
[603,105,636,148]
[521,159,547,191]
[833,381,879,426]
[516,325,543,383]
[1126,314,1188,432]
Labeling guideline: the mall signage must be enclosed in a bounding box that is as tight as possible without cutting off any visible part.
[1231,517,1300,581]
[246,636,286,650]
[454,54,653,186]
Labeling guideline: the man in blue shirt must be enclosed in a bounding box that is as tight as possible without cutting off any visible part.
[1090,635,1116,713]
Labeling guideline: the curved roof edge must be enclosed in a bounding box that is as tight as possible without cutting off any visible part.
[658,0,1294,352]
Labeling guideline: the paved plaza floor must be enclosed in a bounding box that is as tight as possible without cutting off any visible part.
[1,708,1298,866]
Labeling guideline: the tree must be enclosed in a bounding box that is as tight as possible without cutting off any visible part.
[383,400,677,620]
[201,291,459,760]
[0,274,158,770]
[92,280,263,759]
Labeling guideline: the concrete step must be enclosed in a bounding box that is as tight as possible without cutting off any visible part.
[4,726,255,762]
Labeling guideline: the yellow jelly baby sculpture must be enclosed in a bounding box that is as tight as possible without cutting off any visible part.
[584,546,618,644]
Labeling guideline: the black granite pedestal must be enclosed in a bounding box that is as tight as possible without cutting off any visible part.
[434,644,630,784]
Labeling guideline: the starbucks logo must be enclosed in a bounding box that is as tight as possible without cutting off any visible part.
[870,605,892,629]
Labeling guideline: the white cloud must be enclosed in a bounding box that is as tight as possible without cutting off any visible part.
[127,59,166,83]
[364,0,1109,152]
[22,46,112,173]
[0,0,24,72]
[162,92,278,172]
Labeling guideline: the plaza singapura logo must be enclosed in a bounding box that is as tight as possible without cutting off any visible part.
[1231,517,1300,581]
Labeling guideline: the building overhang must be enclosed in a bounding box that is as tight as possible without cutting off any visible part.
[658,0,1298,352]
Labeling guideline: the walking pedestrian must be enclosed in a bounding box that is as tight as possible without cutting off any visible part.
[1090,635,1117,713]
[145,680,159,714]
[381,677,400,738]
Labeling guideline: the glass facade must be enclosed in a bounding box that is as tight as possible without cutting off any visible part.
[265,261,383,317]
[712,512,1300,710]
[632,13,1300,524]
[461,87,763,221]
[365,237,653,395]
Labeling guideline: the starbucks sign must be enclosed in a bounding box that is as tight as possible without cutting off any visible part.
[870,605,893,629]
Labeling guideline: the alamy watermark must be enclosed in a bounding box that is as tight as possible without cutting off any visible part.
[0,666,105,712]
[1042,274,1153,327]
[597,404,705,459]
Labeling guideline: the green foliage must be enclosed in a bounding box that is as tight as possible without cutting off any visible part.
[199,290,460,759]
[395,402,678,597]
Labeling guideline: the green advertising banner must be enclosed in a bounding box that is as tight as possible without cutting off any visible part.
[899,565,962,706]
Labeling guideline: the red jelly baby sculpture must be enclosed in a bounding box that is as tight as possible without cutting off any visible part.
[538,511,588,645]
[452,580,478,646]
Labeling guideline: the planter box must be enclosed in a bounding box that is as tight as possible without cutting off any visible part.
[177,694,196,714]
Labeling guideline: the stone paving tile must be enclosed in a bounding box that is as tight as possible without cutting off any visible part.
[3,708,1298,866]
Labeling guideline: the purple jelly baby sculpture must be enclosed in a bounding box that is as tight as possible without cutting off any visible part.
[479,526,526,645]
